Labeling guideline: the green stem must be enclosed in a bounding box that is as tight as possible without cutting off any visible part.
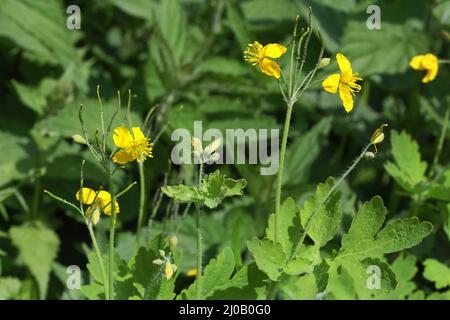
[194,204,202,300]
[87,223,109,299]
[431,107,449,176]
[137,162,146,241]
[299,143,371,245]
[107,169,116,300]
[274,98,295,242]
[195,162,204,299]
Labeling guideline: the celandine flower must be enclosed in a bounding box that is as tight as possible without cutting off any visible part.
[410,53,438,83]
[322,53,363,113]
[76,188,120,224]
[244,41,287,79]
[112,126,153,164]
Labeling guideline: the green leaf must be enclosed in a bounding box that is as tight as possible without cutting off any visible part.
[80,284,104,300]
[162,171,247,209]
[0,131,34,188]
[339,196,432,259]
[266,197,301,256]
[129,247,175,300]
[247,238,285,281]
[209,263,268,300]
[341,21,429,75]
[0,277,21,300]
[385,130,427,192]
[313,260,330,292]
[180,247,236,300]
[0,0,81,66]
[423,259,450,290]
[194,57,249,77]
[9,222,60,299]
[109,0,156,20]
[299,177,342,247]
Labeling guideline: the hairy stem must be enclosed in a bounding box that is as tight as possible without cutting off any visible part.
[136,162,146,241]
[274,98,295,242]
[195,162,204,299]
[431,107,449,176]
[299,143,371,245]
[87,223,109,299]
[107,169,116,300]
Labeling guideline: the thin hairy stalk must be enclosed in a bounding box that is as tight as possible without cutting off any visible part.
[105,91,121,144]
[288,16,300,96]
[78,105,102,162]
[44,190,83,216]
[274,98,295,242]
[195,162,204,299]
[431,106,449,176]
[116,181,137,199]
[299,142,372,245]
[137,162,146,240]
[96,85,106,153]
[107,169,117,300]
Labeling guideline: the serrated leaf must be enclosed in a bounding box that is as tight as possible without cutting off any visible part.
[180,247,236,300]
[423,259,450,290]
[266,197,301,256]
[385,130,427,191]
[247,238,285,281]
[162,171,246,209]
[299,177,342,247]
[339,196,432,259]
[9,223,60,299]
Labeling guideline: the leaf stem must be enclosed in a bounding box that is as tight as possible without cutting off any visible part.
[194,162,204,299]
[431,106,449,176]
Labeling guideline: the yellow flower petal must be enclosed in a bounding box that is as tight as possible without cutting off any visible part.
[336,53,352,74]
[322,74,340,94]
[259,58,281,79]
[76,187,97,205]
[131,127,145,141]
[112,149,136,164]
[339,85,354,113]
[421,53,438,69]
[113,126,133,148]
[410,55,425,70]
[263,43,287,59]
[423,65,438,83]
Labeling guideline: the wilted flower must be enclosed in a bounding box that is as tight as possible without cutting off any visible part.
[244,41,287,79]
[370,123,388,154]
[152,248,177,280]
[322,53,363,113]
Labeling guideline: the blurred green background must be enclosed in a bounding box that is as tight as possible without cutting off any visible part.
[0,0,449,299]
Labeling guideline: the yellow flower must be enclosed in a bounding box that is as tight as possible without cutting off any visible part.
[409,53,439,83]
[186,268,198,277]
[322,53,363,113]
[76,188,120,224]
[112,126,153,164]
[244,41,287,79]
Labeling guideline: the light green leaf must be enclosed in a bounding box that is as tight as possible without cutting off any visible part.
[423,259,450,290]
[385,130,427,192]
[247,238,285,281]
[162,171,247,209]
[109,0,156,20]
[266,197,301,256]
[0,277,21,300]
[180,247,236,300]
[9,223,60,299]
[299,177,342,247]
[339,196,432,259]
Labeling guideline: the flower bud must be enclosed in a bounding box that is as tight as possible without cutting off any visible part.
[72,134,87,145]
[169,235,178,250]
[318,58,331,69]
[164,262,174,280]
